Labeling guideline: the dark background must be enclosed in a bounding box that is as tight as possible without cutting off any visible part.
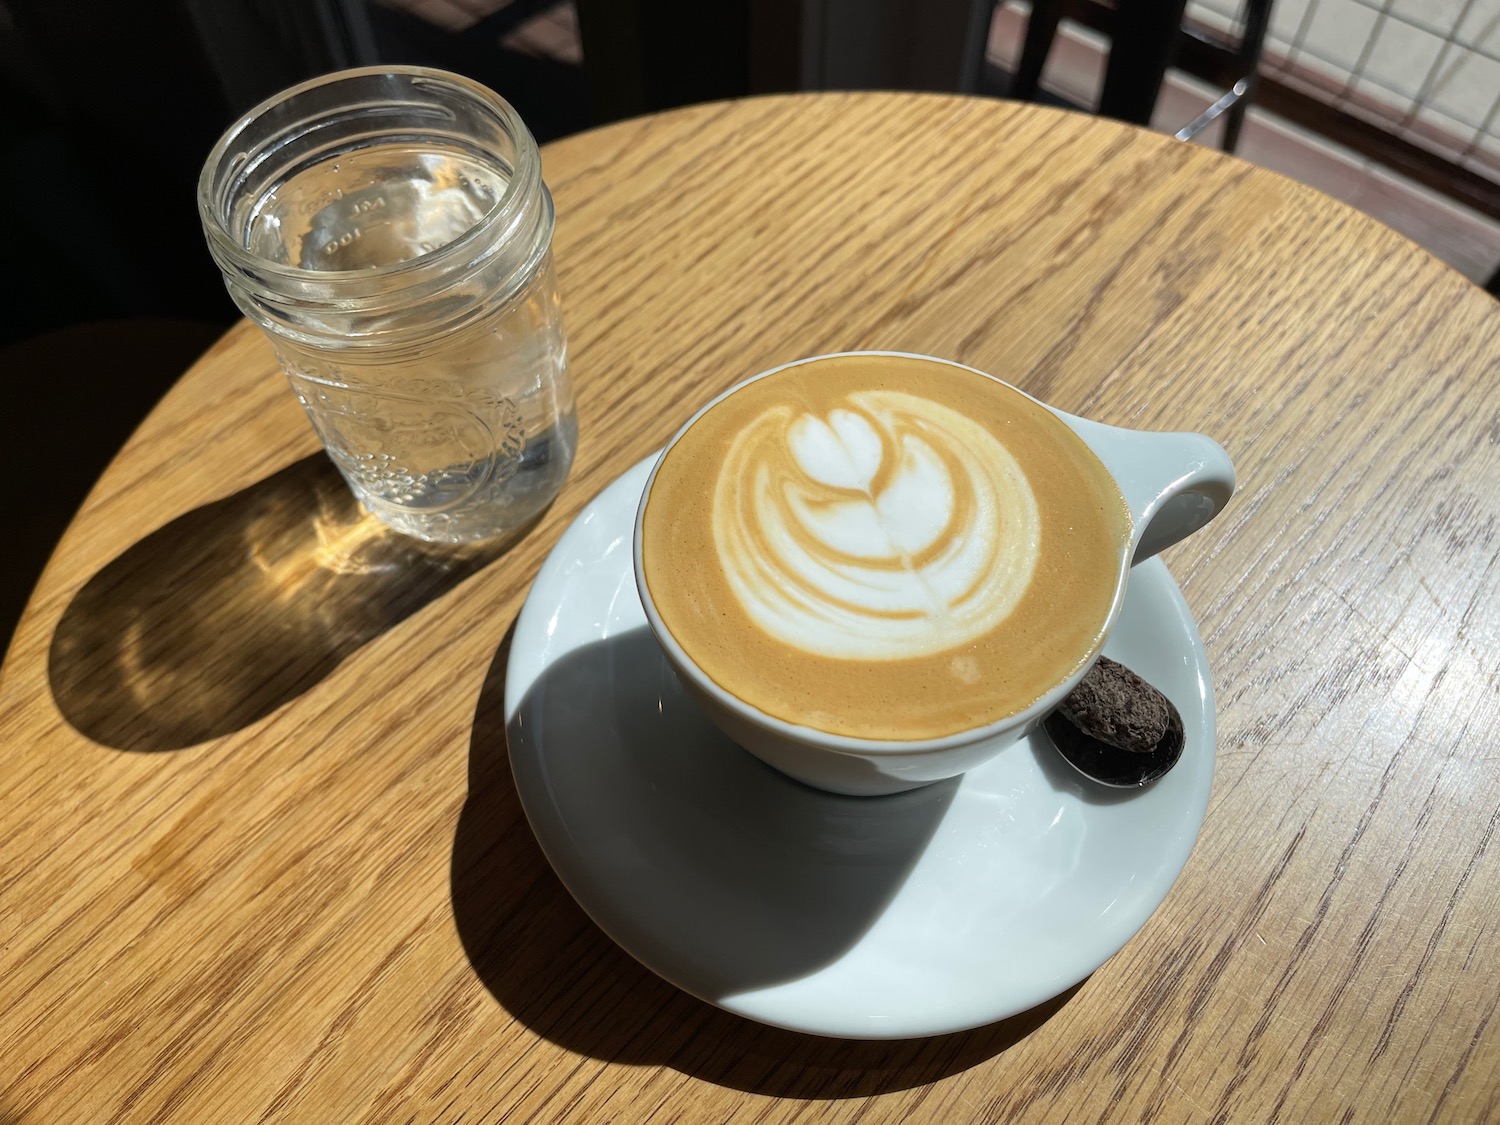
[0,0,613,348]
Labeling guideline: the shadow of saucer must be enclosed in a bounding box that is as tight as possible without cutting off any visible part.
[48,454,528,752]
[451,628,1081,1096]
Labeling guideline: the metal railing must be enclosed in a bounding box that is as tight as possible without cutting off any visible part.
[1186,0,1500,216]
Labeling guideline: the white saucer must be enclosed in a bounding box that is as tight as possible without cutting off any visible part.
[505,455,1216,1040]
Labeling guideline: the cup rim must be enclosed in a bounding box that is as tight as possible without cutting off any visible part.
[632,350,1134,756]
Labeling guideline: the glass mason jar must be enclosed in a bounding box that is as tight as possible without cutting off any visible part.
[198,66,576,543]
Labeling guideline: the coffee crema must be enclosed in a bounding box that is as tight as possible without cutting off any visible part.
[641,354,1132,741]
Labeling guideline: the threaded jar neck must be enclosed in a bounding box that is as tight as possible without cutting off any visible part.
[198,66,551,350]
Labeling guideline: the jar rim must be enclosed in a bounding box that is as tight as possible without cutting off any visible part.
[197,65,540,289]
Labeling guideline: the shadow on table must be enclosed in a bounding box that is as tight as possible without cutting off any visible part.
[48,454,521,752]
[451,627,1080,1096]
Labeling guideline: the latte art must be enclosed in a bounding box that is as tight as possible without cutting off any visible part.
[639,354,1132,741]
[713,393,1041,659]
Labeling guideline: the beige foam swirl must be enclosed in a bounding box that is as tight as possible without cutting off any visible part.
[711,390,1041,660]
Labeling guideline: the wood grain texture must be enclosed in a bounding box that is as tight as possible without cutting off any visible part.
[2,92,1498,1124]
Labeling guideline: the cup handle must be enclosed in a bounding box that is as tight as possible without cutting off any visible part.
[1057,415,1236,564]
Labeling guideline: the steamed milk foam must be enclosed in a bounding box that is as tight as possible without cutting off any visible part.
[641,355,1132,741]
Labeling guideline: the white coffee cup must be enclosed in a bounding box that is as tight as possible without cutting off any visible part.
[634,352,1235,796]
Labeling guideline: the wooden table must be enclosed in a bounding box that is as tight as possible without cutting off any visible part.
[3,93,1497,1124]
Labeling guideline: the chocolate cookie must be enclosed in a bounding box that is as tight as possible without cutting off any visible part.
[1043,657,1185,787]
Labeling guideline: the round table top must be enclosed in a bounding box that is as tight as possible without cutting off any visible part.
[4,92,1498,1124]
